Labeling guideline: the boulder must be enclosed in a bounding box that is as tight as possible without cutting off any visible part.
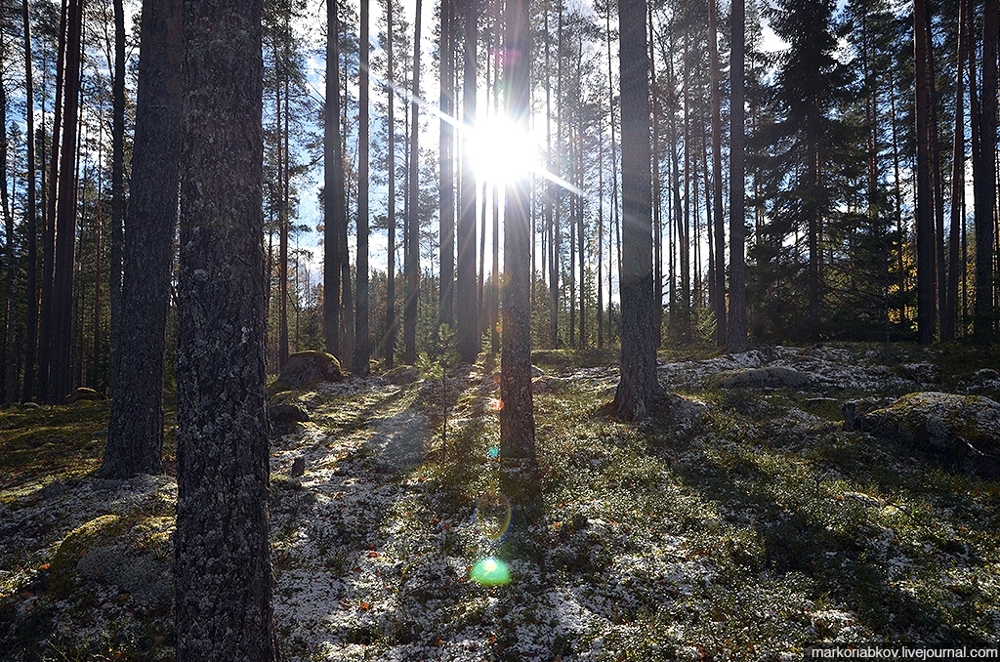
[268,402,310,438]
[864,391,1000,478]
[385,364,420,385]
[66,387,107,404]
[713,366,809,389]
[278,350,344,387]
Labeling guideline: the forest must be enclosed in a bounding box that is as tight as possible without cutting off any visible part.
[1,0,1000,659]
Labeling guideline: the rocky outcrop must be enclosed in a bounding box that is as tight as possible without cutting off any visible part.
[278,350,344,387]
[712,366,810,389]
[863,391,1000,478]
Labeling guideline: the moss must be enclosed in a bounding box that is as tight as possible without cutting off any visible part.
[49,514,126,597]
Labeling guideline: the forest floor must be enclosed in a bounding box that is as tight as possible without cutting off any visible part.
[1,342,999,661]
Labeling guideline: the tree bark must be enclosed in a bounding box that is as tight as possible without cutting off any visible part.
[943,0,967,342]
[108,0,125,396]
[175,0,277,658]
[499,0,539,511]
[102,0,182,479]
[20,0,39,403]
[355,0,372,375]
[613,0,664,420]
[457,0,479,363]
[384,0,397,368]
[726,0,747,353]
[709,0,726,346]
[973,0,998,340]
[49,0,84,402]
[439,0,455,331]
[325,1,348,358]
[403,0,422,365]
[914,0,936,345]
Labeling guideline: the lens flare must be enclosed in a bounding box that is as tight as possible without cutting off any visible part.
[487,445,500,460]
[476,489,512,541]
[469,556,510,586]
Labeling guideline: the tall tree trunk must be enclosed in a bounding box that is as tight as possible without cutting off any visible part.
[102,0,182,479]
[439,0,455,330]
[726,0,747,353]
[38,0,68,402]
[108,0,125,395]
[708,0,726,346]
[914,0,936,345]
[457,0,479,363]
[49,0,84,402]
[499,0,539,512]
[175,1,277,657]
[276,40,289,368]
[613,0,664,420]
[597,112,604,349]
[21,0,39,402]
[403,0,422,365]
[1,35,15,404]
[355,0,371,375]
[973,0,998,340]
[943,0,967,342]
[384,0,397,368]
[325,0,348,358]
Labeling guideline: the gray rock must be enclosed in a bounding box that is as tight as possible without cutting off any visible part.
[278,350,344,387]
[713,366,809,389]
[864,391,1000,478]
[268,402,310,438]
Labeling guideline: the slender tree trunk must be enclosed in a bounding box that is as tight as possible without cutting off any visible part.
[325,1,348,358]
[49,0,84,402]
[175,1,277,657]
[973,0,998,340]
[457,0,478,363]
[708,0,726,345]
[21,0,39,402]
[726,0,747,353]
[944,0,967,342]
[403,0,422,365]
[597,111,604,349]
[499,0,539,511]
[439,0,455,330]
[38,0,68,402]
[914,0,936,345]
[108,0,124,395]
[385,0,397,368]
[276,40,289,368]
[614,0,664,420]
[355,0,371,375]
[1,37,15,403]
[102,0,182,479]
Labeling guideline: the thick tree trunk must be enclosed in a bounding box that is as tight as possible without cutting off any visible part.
[727,0,747,353]
[613,0,664,421]
[457,0,479,363]
[102,0,182,480]
[174,0,277,658]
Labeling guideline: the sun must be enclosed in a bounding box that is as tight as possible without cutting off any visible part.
[467,113,538,185]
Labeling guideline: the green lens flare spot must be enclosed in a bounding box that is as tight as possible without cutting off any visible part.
[469,556,510,586]
[476,490,512,541]
[487,446,500,459]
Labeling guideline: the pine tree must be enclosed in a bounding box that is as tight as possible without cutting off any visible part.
[101,0,183,479]
[174,0,278,657]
